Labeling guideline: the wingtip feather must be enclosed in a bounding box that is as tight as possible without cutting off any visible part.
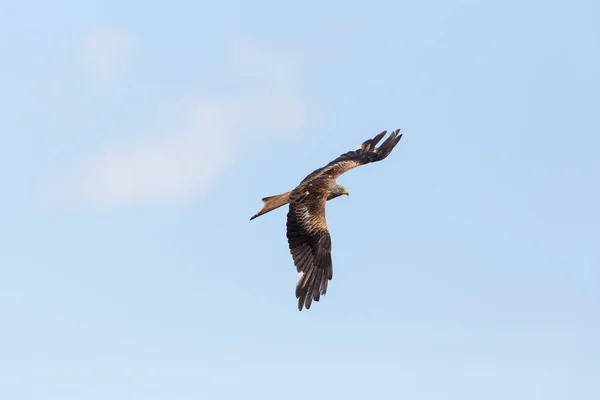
[372,131,387,146]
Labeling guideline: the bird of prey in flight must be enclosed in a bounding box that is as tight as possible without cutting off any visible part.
[250,129,403,310]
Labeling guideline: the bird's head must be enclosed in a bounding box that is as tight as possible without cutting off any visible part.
[328,184,350,200]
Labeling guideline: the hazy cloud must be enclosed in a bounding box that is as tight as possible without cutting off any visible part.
[81,29,134,85]
[74,39,313,206]
[80,101,232,205]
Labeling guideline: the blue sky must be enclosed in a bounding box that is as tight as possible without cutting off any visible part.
[1,0,599,398]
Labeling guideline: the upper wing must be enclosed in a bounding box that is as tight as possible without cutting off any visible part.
[286,196,332,311]
[300,129,402,184]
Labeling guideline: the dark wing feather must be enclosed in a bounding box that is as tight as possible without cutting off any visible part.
[300,129,402,184]
[286,198,333,311]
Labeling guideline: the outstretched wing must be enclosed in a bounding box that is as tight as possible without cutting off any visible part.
[300,129,402,184]
[286,197,332,311]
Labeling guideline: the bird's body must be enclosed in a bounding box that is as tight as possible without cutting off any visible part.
[250,129,403,310]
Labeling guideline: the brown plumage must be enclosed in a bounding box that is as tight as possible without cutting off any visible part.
[250,129,403,310]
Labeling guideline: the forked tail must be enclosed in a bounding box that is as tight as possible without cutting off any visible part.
[250,192,291,221]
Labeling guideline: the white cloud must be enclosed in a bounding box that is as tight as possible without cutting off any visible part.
[80,101,232,205]
[81,29,134,85]
[72,39,314,206]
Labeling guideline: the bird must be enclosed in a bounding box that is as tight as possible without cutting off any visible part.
[250,129,403,310]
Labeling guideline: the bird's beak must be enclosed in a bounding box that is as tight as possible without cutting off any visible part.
[343,189,350,196]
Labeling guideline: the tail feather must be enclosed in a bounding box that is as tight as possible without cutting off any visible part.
[250,192,291,221]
